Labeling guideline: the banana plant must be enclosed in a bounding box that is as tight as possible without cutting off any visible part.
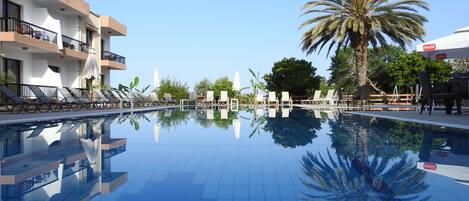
[118,76,150,94]
[248,68,267,104]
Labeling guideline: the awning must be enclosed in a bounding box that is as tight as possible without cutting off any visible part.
[82,49,100,80]
[417,27,469,60]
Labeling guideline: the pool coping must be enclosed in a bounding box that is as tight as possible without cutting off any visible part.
[0,106,179,125]
[348,111,469,130]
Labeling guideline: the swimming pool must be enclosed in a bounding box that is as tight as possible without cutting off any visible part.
[1,107,469,201]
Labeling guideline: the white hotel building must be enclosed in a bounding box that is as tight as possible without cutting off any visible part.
[0,0,127,89]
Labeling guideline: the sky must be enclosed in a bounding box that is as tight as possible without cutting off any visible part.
[87,0,469,90]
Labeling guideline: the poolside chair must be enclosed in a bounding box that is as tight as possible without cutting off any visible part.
[267,92,279,105]
[58,88,84,111]
[321,90,336,105]
[181,92,197,106]
[28,85,62,112]
[66,87,101,109]
[218,91,229,105]
[148,92,160,106]
[418,71,462,115]
[255,94,265,105]
[0,85,54,113]
[301,90,321,105]
[203,91,215,105]
[121,91,144,107]
[94,90,114,108]
[163,93,176,105]
[280,91,293,106]
[108,89,133,108]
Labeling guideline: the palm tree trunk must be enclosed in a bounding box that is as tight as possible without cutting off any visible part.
[354,39,369,100]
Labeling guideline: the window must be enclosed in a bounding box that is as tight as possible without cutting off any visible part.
[48,65,60,73]
[86,29,93,47]
[5,1,21,19]
[2,58,21,84]
[100,74,105,86]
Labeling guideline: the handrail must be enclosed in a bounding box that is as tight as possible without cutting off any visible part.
[3,83,58,99]
[0,17,58,44]
[102,51,126,64]
[62,35,89,53]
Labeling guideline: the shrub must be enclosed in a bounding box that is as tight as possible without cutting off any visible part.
[212,77,235,98]
[156,78,189,101]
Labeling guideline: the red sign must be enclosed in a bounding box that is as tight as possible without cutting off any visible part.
[423,44,437,51]
[436,53,447,60]
[423,162,437,170]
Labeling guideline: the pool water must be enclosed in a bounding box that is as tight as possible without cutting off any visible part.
[1,107,469,201]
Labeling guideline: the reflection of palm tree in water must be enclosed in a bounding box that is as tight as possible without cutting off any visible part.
[301,150,428,200]
[301,115,429,200]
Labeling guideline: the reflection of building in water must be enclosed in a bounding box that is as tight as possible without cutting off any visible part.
[0,116,127,200]
[418,131,469,186]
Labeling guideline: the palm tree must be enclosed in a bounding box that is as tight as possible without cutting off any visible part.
[300,0,429,98]
[301,150,429,200]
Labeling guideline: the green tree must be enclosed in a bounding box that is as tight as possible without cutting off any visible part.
[329,46,405,93]
[319,76,334,95]
[264,58,321,96]
[194,78,213,96]
[387,52,452,86]
[300,0,429,99]
[212,77,235,99]
[156,78,189,101]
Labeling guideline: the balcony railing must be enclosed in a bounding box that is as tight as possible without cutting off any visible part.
[102,51,126,64]
[0,17,57,44]
[62,35,89,53]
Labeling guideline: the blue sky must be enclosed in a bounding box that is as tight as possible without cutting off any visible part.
[88,0,469,90]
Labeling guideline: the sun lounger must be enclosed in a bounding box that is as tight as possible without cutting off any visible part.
[218,91,229,105]
[66,87,102,109]
[203,91,215,105]
[267,92,279,105]
[27,85,64,112]
[148,92,160,106]
[321,90,336,105]
[0,85,47,113]
[109,90,133,108]
[163,93,176,105]
[58,88,84,111]
[255,94,265,105]
[301,90,321,104]
[280,91,293,105]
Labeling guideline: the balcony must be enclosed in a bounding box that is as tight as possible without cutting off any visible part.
[62,35,89,60]
[0,18,60,53]
[37,0,90,16]
[101,51,126,70]
[100,16,127,36]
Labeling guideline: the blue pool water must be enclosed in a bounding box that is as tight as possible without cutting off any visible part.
[1,107,469,201]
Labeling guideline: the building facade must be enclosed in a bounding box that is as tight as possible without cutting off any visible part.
[0,0,127,89]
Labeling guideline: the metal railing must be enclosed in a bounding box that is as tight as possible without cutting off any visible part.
[4,83,58,99]
[62,35,89,53]
[102,51,126,64]
[0,17,57,44]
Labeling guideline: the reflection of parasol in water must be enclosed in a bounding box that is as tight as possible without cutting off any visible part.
[81,138,99,168]
[154,123,161,143]
[233,119,241,140]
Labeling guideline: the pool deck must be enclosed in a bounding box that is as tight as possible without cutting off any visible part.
[0,106,179,125]
[348,111,469,130]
